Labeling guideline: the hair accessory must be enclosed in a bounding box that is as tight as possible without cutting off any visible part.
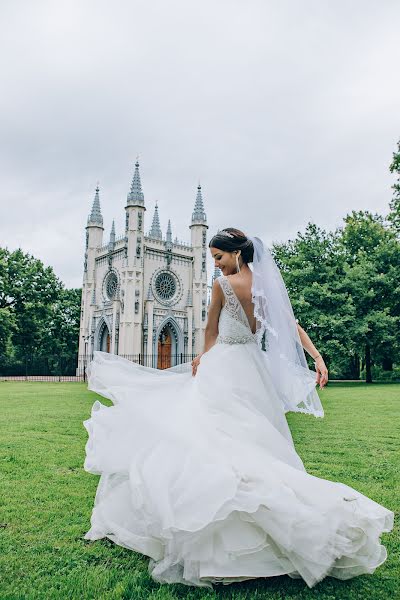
[218,230,234,238]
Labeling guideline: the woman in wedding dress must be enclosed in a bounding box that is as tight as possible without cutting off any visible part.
[83,228,394,589]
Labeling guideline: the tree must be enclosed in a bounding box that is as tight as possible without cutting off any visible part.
[0,248,62,356]
[40,287,81,356]
[0,248,81,364]
[272,223,357,378]
[0,307,15,357]
[388,139,400,234]
[340,211,400,382]
[272,216,400,382]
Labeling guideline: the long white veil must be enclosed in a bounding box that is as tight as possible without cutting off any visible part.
[249,236,324,417]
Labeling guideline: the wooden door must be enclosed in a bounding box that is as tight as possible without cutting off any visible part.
[157,330,171,369]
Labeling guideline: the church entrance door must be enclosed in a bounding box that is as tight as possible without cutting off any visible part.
[157,330,171,369]
[99,324,111,353]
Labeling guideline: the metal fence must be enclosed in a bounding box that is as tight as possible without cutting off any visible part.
[0,353,197,382]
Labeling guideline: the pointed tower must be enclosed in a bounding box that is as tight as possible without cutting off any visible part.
[78,185,105,370]
[85,185,104,279]
[166,218,172,243]
[165,218,172,265]
[127,160,144,205]
[120,159,146,355]
[124,159,146,268]
[212,265,221,282]
[87,185,104,227]
[189,182,208,354]
[108,219,116,250]
[191,183,207,225]
[149,202,162,239]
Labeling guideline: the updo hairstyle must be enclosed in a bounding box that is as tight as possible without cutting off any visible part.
[208,227,254,264]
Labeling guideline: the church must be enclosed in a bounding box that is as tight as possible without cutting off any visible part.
[78,161,215,371]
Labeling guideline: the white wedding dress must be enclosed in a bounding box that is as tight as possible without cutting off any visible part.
[83,274,394,589]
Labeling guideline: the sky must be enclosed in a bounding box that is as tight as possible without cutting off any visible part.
[0,0,399,288]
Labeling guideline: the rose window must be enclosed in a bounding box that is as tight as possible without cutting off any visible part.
[105,272,118,300]
[155,272,176,301]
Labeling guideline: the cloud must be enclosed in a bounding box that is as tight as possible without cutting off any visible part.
[0,0,399,287]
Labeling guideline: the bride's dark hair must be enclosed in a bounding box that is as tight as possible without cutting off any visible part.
[208,227,254,264]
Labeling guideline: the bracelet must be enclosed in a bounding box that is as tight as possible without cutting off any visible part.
[313,353,321,361]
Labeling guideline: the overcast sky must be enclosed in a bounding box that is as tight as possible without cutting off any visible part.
[1,0,399,288]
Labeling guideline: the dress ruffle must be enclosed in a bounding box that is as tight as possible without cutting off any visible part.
[83,350,393,588]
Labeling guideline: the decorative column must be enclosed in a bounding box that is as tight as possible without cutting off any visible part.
[189,183,208,355]
[120,159,146,355]
[77,185,104,375]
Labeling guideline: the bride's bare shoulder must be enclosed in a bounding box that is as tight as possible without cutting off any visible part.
[226,273,252,294]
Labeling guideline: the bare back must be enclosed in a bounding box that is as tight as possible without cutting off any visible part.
[223,272,257,335]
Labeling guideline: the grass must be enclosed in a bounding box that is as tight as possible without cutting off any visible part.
[0,382,398,600]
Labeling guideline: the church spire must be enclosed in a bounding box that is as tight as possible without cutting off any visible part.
[87,185,104,227]
[166,219,172,243]
[212,266,221,281]
[191,183,207,224]
[127,159,144,205]
[109,220,116,244]
[149,202,162,239]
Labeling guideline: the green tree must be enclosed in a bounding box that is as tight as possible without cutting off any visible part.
[0,248,62,356]
[388,139,400,234]
[273,216,400,382]
[340,211,400,382]
[272,223,357,378]
[0,307,15,357]
[0,248,81,365]
[41,287,81,356]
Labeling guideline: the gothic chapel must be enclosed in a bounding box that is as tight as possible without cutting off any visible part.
[78,161,210,370]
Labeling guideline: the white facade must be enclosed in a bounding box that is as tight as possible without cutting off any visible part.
[78,161,209,370]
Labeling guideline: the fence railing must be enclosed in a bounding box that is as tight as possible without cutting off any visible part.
[0,353,197,382]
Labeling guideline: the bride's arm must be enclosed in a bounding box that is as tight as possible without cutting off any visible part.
[296,323,329,388]
[296,323,320,359]
[203,281,223,353]
[192,281,223,376]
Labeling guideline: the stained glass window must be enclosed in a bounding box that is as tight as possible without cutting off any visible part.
[105,272,118,300]
[155,272,176,301]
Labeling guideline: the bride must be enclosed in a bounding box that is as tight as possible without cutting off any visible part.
[83,227,394,589]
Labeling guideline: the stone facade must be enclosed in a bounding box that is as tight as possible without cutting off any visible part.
[78,161,210,370]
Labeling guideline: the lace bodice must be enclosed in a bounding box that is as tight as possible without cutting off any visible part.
[216,275,257,345]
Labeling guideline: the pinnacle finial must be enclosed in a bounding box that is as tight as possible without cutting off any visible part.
[191,182,207,224]
[213,266,221,281]
[166,219,172,243]
[109,220,116,244]
[127,159,144,205]
[149,202,162,239]
[87,185,104,227]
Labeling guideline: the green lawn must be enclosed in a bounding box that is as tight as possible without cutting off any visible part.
[0,382,398,600]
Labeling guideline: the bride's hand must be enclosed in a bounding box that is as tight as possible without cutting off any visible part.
[191,353,203,377]
[315,356,328,389]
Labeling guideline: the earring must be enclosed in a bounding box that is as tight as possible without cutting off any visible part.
[235,252,241,273]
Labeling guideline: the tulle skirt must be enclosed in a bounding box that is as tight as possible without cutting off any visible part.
[83,346,394,588]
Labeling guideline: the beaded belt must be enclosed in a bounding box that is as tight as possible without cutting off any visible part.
[216,335,257,345]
